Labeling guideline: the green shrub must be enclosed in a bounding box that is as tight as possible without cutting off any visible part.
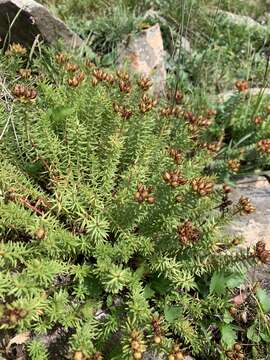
[0,45,269,360]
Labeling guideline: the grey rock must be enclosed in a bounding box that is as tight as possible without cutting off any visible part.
[143,351,164,360]
[215,10,266,32]
[143,8,191,54]
[227,175,270,284]
[143,352,193,360]
[229,175,270,248]
[217,88,270,103]
[179,36,192,54]
[0,0,82,48]
[116,24,166,96]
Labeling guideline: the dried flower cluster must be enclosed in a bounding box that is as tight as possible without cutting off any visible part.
[92,68,114,84]
[201,142,220,153]
[253,115,264,125]
[255,241,270,264]
[235,80,249,92]
[151,317,163,345]
[160,106,181,117]
[129,330,145,360]
[139,94,157,113]
[113,103,133,120]
[163,171,187,188]
[238,196,256,214]
[55,52,69,64]
[167,89,183,104]
[65,62,79,72]
[168,344,185,360]
[67,72,85,87]
[191,177,214,196]
[85,59,96,68]
[257,139,270,154]
[226,343,245,360]
[134,184,155,204]
[168,148,182,164]
[12,84,37,101]
[0,306,28,325]
[6,43,27,56]
[137,76,152,91]
[119,79,132,93]
[177,220,201,245]
[18,68,32,79]
[227,159,240,173]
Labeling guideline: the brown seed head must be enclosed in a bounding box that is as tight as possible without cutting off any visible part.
[12,84,37,101]
[257,139,270,154]
[19,68,32,79]
[254,116,263,125]
[137,76,152,91]
[116,70,129,81]
[73,351,84,360]
[65,62,79,72]
[177,220,200,245]
[192,178,214,196]
[238,196,256,214]
[235,80,249,92]
[55,52,69,64]
[227,159,240,173]
[119,80,132,94]
[6,43,27,56]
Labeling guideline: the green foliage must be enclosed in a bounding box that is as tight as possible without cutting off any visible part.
[0,43,269,360]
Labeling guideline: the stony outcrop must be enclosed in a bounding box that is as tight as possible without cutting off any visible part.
[116,24,166,96]
[0,0,82,48]
[229,175,270,248]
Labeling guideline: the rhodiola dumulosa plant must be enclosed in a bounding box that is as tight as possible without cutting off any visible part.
[0,44,269,360]
[196,81,270,181]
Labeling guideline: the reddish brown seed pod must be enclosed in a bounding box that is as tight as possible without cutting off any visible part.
[55,52,69,64]
[238,196,256,214]
[191,178,214,196]
[137,76,152,91]
[227,159,240,173]
[12,84,37,101]
[254,116,263,125]
[177,220,201,245]
[6,43,27,56]
[65,62,79,72]
[35,227,45,240]
[235,80,249,92]
[257,139,270,154]
[19,68,32,79]
[147,196,156,204]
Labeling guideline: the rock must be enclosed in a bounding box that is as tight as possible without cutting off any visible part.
[179,36,192,54]
[227,175,270,283]
[0,0,82,48]
[143,8,191,54]
[143,352,193,360]
[215,10,266,33]
[116,24,166,96]
[217,88,270,102]
[229,175,270,249]
[143,351,164,360]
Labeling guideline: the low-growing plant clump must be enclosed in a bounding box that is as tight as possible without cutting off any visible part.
[0,43,270,360]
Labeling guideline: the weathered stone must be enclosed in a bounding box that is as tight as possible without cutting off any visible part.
[0,0,82,48]
[226,175,270,283]
[217,88,270,103]
[214,10,266,33]
[116,24,166,96]
[143,352,194,360]
[143,8,192,54]
[179,36,192,54]
[229,175,270,248]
